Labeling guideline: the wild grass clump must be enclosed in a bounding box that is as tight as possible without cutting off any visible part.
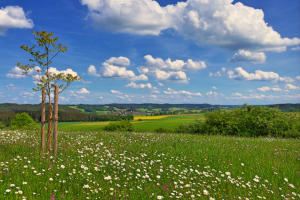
[9,112,39,130]
[103,120,134,132]
[176,106,299,138]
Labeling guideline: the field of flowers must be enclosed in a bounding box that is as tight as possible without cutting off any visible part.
[0,130,299,199]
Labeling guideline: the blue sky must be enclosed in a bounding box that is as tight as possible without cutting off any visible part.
[0,0,299,105]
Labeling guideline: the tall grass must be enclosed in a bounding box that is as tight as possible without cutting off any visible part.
[0,130,299,199]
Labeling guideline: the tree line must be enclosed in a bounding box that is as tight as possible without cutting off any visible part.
[0,110,133,127]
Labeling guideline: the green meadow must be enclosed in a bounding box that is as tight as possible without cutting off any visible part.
[0,130,299,199]
[57,114,205,132]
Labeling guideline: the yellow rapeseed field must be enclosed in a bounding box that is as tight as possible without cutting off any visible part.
[134,115,170,120]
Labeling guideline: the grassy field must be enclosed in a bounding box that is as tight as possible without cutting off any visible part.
[58,114,205,132]
[0,130,299,199]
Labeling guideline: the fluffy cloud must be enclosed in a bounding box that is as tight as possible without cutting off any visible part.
[144,55,206,71]
[77,88,90,94]
[80,0,171,35]
[126,82,152,89]
[163,88,201,96]
[228,67,294,82]
[296,76,300,81]
[0,6,33,35]
[48,67,79,78]
[101,57,148,81]
[89,55,205,83]
[7,66,80,86]
[6,66,42,79]
[88,65,100,77]
[153,69,188,83]
[81,0,300,51]
[257,86,282,92]
[6,66,26,78]
[230,50,266,63]
[285,84,299,90]
[138,55,205,83]
[105,56,130,66]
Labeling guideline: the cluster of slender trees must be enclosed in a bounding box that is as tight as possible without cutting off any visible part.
[18,30,80,155]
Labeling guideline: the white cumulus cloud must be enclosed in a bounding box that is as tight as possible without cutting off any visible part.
[139,55,206,83]
[144,54,206,71]
[230,50,266,63]
[285,84,299,90]
[0,6,34,35]
[228,67,294,82]
[163,88,201,96]
[101,57,148,81]
[6,66,26,78]
[80,0,172,35]
[81,0,300,52]
[126,82,152,89]
[257,86,282,92]
[88,65,100,77]
[48,67,79,78]
[153,69,189,83]
[77,88,90,94]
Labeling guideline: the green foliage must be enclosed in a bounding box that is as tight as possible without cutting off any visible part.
[17,30,80,97]
[0,121,5,129]
[176,106,299,138]
[10,112,39,130]
[104,120,134,132]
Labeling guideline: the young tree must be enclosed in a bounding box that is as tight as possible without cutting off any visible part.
[17,30,81,154]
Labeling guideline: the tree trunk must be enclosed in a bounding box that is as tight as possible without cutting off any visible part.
[47,99,53,153]
[41,89,46,153]
[53,85,59,155]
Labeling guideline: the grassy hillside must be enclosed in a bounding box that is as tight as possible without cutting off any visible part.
[0,130,299,199]
[56,114,205,132]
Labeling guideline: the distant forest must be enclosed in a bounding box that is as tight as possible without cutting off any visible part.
[0,103,299,126]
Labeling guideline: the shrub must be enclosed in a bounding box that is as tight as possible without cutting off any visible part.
[178,106,299,138]
[204,106,294,137]
[10,112,39,130]
[104,120,134,132]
